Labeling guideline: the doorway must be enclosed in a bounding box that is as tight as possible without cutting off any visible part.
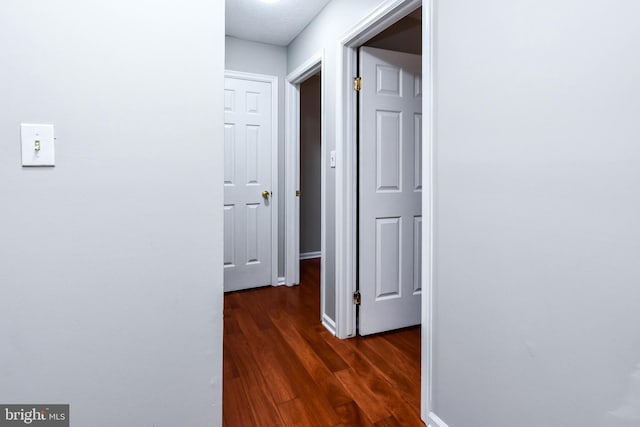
[223,0,432,423]
[299,71,324,331]
[335,0,424,335]
[299,73,322,263]
[357,10,423,336]
[284,52,331,331]
[334,1,432,423]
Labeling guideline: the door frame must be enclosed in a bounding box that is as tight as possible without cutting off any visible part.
[334,0,436,424]
[224,70,279,288]
[335,0,422,337]
[284,51,332,332]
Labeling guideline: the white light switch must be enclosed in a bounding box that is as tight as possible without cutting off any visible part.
[21,124,55,167]
[330,150,336,168]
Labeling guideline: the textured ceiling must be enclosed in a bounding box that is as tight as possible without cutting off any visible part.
[226,0,333,46]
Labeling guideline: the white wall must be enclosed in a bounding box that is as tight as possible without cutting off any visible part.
[0,1,224,426]
[225,36,287,278]
[431,1,640,426]
[288,0,390,323]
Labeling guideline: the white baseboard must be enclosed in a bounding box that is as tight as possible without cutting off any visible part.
[322,314,336,335]
[427,412,449,427]
[276,276,299,287]
[300,251,321,260]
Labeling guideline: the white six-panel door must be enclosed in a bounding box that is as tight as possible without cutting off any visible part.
[358,47,422,335]
[224,74,274,292]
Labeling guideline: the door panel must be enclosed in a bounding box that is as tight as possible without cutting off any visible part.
[376,111,402,191]
[359,47,422,335]
[414,114,422,190]
[413,215,423,294]
[376,217,402,299]
[224,76,273,292]
[223,205,235,268]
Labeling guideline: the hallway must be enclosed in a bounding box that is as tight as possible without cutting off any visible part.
[223,259,424,426]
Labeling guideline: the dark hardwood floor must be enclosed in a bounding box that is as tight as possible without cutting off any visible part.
[223,258,424,427]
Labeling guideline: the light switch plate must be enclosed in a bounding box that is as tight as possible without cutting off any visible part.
[21,124,55,167]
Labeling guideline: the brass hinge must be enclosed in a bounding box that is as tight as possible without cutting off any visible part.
[353,76,362,92]
[296,190,301,197]
[353,290,361,305]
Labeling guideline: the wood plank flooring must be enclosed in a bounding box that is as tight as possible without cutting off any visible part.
[223,258,424,427]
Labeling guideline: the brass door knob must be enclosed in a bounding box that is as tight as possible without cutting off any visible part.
[262,190,270,200]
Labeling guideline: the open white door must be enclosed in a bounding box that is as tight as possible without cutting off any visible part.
[224,73,275,292]
[358,47,422,335]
